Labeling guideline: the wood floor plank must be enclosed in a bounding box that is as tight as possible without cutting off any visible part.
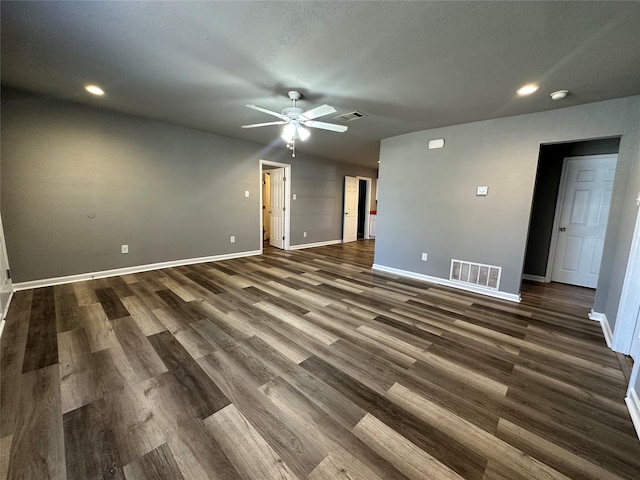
[198,350,325,478]
[171,418,242,480]
[120,296,166,336]
[95,287,130,321]
[386,383,572,480]
[352,413,465,480]
[81,303,119,353]
[22,286,58,373]
[259,376,410,480]
[300,355,487,480]
[308,451,386,480]
[123,443,185,480]
[0,435,12,480]
[6,365,66,480]
[204,405,300,480]
[111,316,168,382]
[63,400,124,479]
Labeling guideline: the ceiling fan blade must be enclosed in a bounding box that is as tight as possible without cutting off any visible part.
[301,104,336,120]
[241,121,287,129]
[302,120,348,133]
[246,104,289,121]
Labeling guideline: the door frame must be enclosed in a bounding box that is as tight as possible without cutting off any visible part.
[613,197,640,355]
[356,176,373,240]
[259,159,291,252]
[545,154,617,283]
[340,175,373,243]
[0,213,13,337]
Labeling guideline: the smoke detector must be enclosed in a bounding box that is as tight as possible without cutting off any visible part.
[550,90,569,100]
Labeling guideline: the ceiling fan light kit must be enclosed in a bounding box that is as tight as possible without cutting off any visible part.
[243,90,348,157]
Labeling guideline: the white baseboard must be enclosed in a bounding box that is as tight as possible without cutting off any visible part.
[372,264,521,303]
[290,240,342,250]
[588,309,613,348]
[13,250,262,291]
[0,290,15,339]
[522,274,546,282]
[2,290,14,319]
[625,387,640,442]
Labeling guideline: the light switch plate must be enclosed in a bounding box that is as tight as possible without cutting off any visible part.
[293,193,297,200]
[476,186,489,196]
[244,190,250,197]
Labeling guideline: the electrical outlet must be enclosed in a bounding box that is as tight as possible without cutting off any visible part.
[230,236,235,243]
[421,252,428,261]
[121,244,129,254]
[303,231,307,238]
[293,193,297,200]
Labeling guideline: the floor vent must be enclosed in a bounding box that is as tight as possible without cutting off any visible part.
[450,259,501,290]
[334,111,367,122]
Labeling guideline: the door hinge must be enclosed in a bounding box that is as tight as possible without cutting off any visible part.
[283,207,286,212]
[6,269,10,280]
[283,236,285,240]
[262,205,265,209]
[283,177,286,181]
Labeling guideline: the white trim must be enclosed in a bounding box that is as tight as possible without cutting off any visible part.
[260,159,292,252]
[290,240,342,251]
[522,274,546,282]
[13,250,261,291]
[625,387,640,442]
[372,263,521,303]
[588,309,613,348]
[612,201,640,355]
[0,319,5,339]
[2,290,14,320]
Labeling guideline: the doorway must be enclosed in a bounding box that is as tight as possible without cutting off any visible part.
[260,160,291,251]
[522,138,621,286]
[342,176,372,243]
[357,179,367,239]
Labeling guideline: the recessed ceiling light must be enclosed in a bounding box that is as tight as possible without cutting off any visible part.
[84,84,105,96]
[516,84,539,96]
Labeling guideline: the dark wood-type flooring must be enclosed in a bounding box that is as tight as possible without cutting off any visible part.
[2,240,640,479]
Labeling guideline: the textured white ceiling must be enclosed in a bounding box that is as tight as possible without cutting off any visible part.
[2,1,640,168]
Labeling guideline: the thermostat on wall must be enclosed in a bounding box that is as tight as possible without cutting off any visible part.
[476,186,489,196]
[428,138,445,149]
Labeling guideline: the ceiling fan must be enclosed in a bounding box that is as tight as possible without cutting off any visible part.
[242,91,348,157]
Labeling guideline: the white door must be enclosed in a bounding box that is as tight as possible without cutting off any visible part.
[269,168,285,249]
[343,176,359,243]
[551,155,617,288]
[263,173,271,241]
[0,214,13,320]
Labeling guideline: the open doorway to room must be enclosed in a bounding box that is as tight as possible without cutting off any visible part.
[260,160,291,252]
[357,179,367,239]
[523,137,621,288]
[342,176,372,243]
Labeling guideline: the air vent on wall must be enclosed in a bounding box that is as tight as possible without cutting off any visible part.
[450,259,501,290]
[334,111,367,122]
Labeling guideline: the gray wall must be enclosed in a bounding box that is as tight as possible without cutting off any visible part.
[1,89,375,282]
[375,96,640,320]
[524,138,621,277]
[287,160,377,246]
